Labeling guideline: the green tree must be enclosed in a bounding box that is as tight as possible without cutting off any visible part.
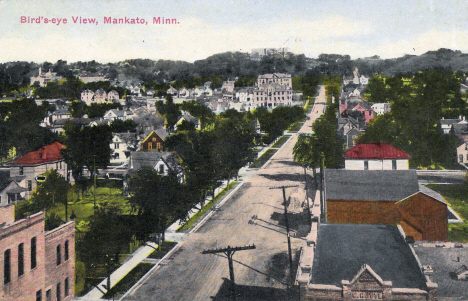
[128,167,189,243]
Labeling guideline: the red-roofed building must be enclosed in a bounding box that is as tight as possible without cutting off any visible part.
[7,142,72,198]
[344,143,410,170]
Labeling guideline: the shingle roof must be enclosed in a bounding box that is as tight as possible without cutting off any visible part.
[311,224,426,289]
[130,151,180,173]
[324,169,419,202]
[12,142,64,166]
[344,143,411,159]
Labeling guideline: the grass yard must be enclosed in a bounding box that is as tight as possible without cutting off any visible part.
[250,149,277,168]
[426,184,468,242]
[177,181,239,232]
[102,262,154,299]
[51,186,132,232]
[288,120,303,132]
[147,240,178,259]
[271,135,291,148]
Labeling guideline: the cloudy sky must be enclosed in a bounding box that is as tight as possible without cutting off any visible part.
[1,0,467,63]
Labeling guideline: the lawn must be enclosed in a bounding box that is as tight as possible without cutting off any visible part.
[287,120,303,132]
[52,186,132,232]
[147,240,178,259]
[102,262,154,299]
[250,148,277,168]
[271,135,291,148]
[426,184,468,242]
[177,181,239,232]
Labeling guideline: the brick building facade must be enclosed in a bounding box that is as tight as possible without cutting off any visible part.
[324,169,448,241]
[0,205,75,301]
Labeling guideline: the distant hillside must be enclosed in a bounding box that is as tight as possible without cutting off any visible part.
[354,49,468,76]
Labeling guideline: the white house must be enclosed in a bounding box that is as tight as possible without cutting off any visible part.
[110,133,139,165]
[178,87,190,98]
[360,75,369,85]
[129,151,184,182]
[167,86,178,96]
[107,90,120,102]
[103,109,128,121]
[371,103,392,115]
[344,143,410,170]
[81,89,95,104]
[94,89,107,103]
[457,142,468,164]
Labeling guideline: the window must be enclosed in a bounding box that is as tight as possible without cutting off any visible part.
[36,290,42,301]
[57,245,61,265]
[114,143,119,149]
[56,283,61,301]
[159,165,165,174]
[364,160,369,170]
[19,166,23,175]
[64,241,69,261]
[64,278,69,296]
[392,160,397,170]
[148,143,152,150]
[18,243,24,276]
[156,142,161,150]
[46,289,51,301]
[31,237,37,269]
[4,249,11,284]
[28,180,32,191]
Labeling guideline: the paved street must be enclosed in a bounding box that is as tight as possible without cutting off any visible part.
[123,87,327,301]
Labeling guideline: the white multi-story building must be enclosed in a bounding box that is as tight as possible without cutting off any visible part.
[371,103,391,115]
[81,89,94,104]
[256,73,292,88]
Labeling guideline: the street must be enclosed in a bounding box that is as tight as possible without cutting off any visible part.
[123,86,327,301]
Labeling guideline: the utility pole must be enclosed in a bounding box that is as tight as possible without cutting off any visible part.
[270,185,298,286]
[202,244,256,300]
[93,154,97,213]
[303,165,312,224]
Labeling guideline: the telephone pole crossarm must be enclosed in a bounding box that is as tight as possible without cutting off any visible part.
[202,244,256,255]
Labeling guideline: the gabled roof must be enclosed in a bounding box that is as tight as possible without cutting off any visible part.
[106,109,126,117]
[324,169,419,202]
[12,142,65,166]
[130,151,181,173]
[311,224,426,288]
[344,143,411,160]
[439,118,460,126]
[141,130,168,144]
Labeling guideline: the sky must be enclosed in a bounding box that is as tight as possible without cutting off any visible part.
[1,0,468,63]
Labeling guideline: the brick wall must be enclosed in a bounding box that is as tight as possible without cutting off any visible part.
[45,221,75,301]
[0,212,46,301]
[326,194,448,241]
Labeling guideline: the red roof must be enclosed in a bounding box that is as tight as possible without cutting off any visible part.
[344,143,411,160]
[13,142,65,165]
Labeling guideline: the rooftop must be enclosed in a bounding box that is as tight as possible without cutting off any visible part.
[12,142,65,166]
[324,169,419,201]
[415,246,468,299]
[311,224,426,289]
[344,143,411,159]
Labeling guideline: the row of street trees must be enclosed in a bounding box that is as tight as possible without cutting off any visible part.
[293,77,344,176]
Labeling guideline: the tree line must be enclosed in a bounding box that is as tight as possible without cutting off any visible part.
[358,69,462,168]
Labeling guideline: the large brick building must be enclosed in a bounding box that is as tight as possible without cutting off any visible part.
[324,169,448,241]
[0,205,75,301]
[7,142,72,199]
